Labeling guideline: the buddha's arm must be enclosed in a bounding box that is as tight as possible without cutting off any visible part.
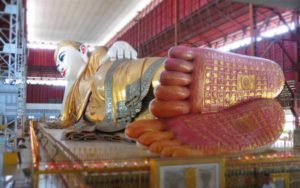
[60,80,74,115]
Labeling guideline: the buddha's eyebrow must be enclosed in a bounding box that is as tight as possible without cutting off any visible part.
[58,51,66,61]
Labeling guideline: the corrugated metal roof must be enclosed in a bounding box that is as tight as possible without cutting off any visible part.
[27,0,153,45]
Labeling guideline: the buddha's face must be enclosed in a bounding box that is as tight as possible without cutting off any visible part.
[56,46,85,80]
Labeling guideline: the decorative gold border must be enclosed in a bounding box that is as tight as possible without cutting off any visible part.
[150,157,225,188]
[30,120,40,170]
[226,156,300,166]
[271,173,290,188]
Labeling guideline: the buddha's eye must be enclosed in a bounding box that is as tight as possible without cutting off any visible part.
[58,52,66,62]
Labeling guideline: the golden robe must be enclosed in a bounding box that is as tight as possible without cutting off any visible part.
[61,47,164,132]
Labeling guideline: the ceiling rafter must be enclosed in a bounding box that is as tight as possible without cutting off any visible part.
[268,8,294,33]
[215,2,245,29]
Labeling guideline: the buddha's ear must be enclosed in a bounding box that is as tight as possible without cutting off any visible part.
[80,44,88,63]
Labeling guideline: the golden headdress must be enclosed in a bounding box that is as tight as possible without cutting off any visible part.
[54,40,82,61]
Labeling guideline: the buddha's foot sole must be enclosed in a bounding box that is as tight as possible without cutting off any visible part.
[126,99,284,157]
[151,46,284,118]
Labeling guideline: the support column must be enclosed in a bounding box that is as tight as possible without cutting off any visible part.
[136,14,141,57]
[249,4,257,56]
[174,0,179,45]
[0,0,27,132]
[293,11,300,147]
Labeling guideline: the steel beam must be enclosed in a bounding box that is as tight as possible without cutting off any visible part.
[249,3,257,56]
[215,2,245,29]
[268,7,294,33]
[276,41,297,68]
[0,0,27,129]
[174,0,179,45]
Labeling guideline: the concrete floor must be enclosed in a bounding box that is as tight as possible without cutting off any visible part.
[0,136,32,188]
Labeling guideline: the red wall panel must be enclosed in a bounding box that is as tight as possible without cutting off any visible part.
[27,49,64,103]
[108,0,210,50]
[27,49,60,77]
[28,49,55,66]
[233,35,298,83]
[26,85,64,103]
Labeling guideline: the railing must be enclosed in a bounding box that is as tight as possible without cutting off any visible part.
[277,81,295,108]
[6,119,16,128]
[4,124,17,151]
[30,120,40,170]
[277,80,300,128]
[29,121,150,188]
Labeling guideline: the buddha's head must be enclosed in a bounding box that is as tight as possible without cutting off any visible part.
[54,40,88,80]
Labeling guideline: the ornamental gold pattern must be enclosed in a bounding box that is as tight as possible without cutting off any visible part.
[60,47,107,126]
[85,57,164,132]
[58,44,164,130]
[191,49,284,113]
[126,46,286,157]
[166,99,285,155]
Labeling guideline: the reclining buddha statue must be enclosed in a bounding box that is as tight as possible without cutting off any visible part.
[51,41,164,135]
[51,40,285,157]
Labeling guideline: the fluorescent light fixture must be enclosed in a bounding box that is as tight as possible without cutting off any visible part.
[28,115,35,119]
[27,77,66,86]
[88,45,95,52]
[218,37,251,52]
[27,41,96,51]
[98,0,153,45]
[26,43,97,51]
[218,22,295,52]
[261,23,295,38]
[27,42,57,50]
[5,176,13,181]
[256,36,262,41]
[49,115,56,119]
[4,78,23,84]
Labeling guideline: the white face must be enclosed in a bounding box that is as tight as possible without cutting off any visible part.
[56,46,85,80]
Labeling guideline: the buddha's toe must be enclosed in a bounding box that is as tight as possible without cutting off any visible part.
[155,85,190,101]
[159,70,192,86]
[138,131,174,146]
[150,53,194,118]
[150,99,190,118]
[164,58,193,73]
[149,139,182,153]
[125,119,166,139]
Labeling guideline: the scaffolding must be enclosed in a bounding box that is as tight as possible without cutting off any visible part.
[0,0,27,129]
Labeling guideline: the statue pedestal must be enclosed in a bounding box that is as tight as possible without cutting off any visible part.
[294,128,300,148]
[30,122,300,188]
[32,122,157,187]
[36,122,156,161]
